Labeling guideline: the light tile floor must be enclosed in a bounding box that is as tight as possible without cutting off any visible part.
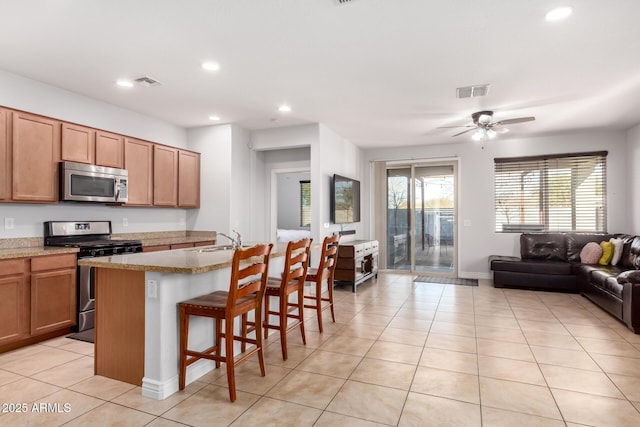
[2,273,640,426]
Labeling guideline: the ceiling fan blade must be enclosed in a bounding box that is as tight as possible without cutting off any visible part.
[495,116,535,125]
[437,125,474,129]
[451,128,477,137]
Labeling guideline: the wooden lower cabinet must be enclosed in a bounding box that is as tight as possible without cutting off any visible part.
[30,266,76,336]
[0,254,76,351]
[0,259,29,346]
[143,240,215,252]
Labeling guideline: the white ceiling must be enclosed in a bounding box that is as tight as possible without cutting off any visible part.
[1,0,639,148]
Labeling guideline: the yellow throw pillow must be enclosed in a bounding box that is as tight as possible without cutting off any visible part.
[599,241,614,265]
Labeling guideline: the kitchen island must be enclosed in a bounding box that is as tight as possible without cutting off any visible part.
[78,243,286,400]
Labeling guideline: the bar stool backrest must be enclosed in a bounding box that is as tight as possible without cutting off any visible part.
[227,243,273,311]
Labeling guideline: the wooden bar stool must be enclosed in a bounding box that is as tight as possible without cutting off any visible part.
[263,237,312,360]
[178,243,273,402]
[304,234,340,333]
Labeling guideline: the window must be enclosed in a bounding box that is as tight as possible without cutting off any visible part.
[300,180,311,227]
[494,151,607,232]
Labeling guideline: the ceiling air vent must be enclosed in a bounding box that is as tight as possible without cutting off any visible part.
[456,84,490,99]
[337,0,355,4]
[134,76,161,87]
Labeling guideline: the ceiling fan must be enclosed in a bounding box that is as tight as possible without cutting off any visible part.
[440,110,535,140]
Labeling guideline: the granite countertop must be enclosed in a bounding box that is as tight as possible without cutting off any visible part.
[112,230,217,247]
[0,246,79,260]
[78,242,287,274]
[133,235,217,247]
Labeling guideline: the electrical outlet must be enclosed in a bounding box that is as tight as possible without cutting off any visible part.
[123,218,128,227]
[147,280,157,298]
[4,218,14,229]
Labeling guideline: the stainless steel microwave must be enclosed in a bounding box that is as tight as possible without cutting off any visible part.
[60,161,128,203]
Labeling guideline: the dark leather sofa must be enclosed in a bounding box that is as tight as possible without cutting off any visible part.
[490,233,640,333]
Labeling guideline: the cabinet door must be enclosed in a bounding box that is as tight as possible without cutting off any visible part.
[178,150,200,208]
[61,123,95,164]
[12,111,61,202]
[95,131,124,168]
[0,259,29,346]
[124,138,153,206]
[0,108,10,200]
[30,267,76,335]
[153,145,178,206]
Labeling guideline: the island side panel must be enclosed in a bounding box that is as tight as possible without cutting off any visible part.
[95,268,145,385]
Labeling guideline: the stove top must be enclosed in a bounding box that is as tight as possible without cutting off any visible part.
[44,221,142,257]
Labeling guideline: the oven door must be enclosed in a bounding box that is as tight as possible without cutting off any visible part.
[78,265,95,331]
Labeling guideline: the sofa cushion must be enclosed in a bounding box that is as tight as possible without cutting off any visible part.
[622,236,640,269]
[599,241,614,265]
[580,242,602,264]
[566,233,614,261]
[617,270,640,284]
[610,238,624,266]
[520,234,567,261]
[590,269,624,298]
[619,235,639,268]
[491,259,572,275]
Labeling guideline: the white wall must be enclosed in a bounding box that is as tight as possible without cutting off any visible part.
[362,130,629,278]
[186,125,232,233]
[230,124,254,239]
[312,124,362,240]
[250,124,318,151]
[628,123,640,234]
[0,70,191,238]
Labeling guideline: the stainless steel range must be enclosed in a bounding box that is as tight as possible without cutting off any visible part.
[44,221,142,332]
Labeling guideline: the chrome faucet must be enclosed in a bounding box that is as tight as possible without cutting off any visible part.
[219,230,242,249]
[233,229,242,247]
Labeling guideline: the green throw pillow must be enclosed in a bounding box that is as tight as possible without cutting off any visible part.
[599,241,614,265]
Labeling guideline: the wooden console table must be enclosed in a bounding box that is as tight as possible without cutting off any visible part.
[334,240,379,292]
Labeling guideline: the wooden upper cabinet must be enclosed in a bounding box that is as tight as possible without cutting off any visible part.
[95,131,124,169]
[178,150,200,208]
[153,145,178,206]
[61,123,95,164]
[124,138,153,206]
[12,111,61,202]
[0,108,10,201]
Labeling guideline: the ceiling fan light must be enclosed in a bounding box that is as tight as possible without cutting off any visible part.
[472,129,485,141]
[486,129,497,139]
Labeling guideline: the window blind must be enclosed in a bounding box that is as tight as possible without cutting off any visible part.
[494,151,607,233]
[300,180,311,227]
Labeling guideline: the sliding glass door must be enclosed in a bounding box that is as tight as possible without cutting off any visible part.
[386,162,457,275]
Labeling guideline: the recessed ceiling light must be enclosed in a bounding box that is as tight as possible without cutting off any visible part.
[208,115,220,121]
[116,79,134,88]
[545,6,573,22]
[201,62,220,72]
[278,104,292,113]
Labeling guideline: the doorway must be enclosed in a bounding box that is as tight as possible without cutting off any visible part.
[386,161,457,275]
